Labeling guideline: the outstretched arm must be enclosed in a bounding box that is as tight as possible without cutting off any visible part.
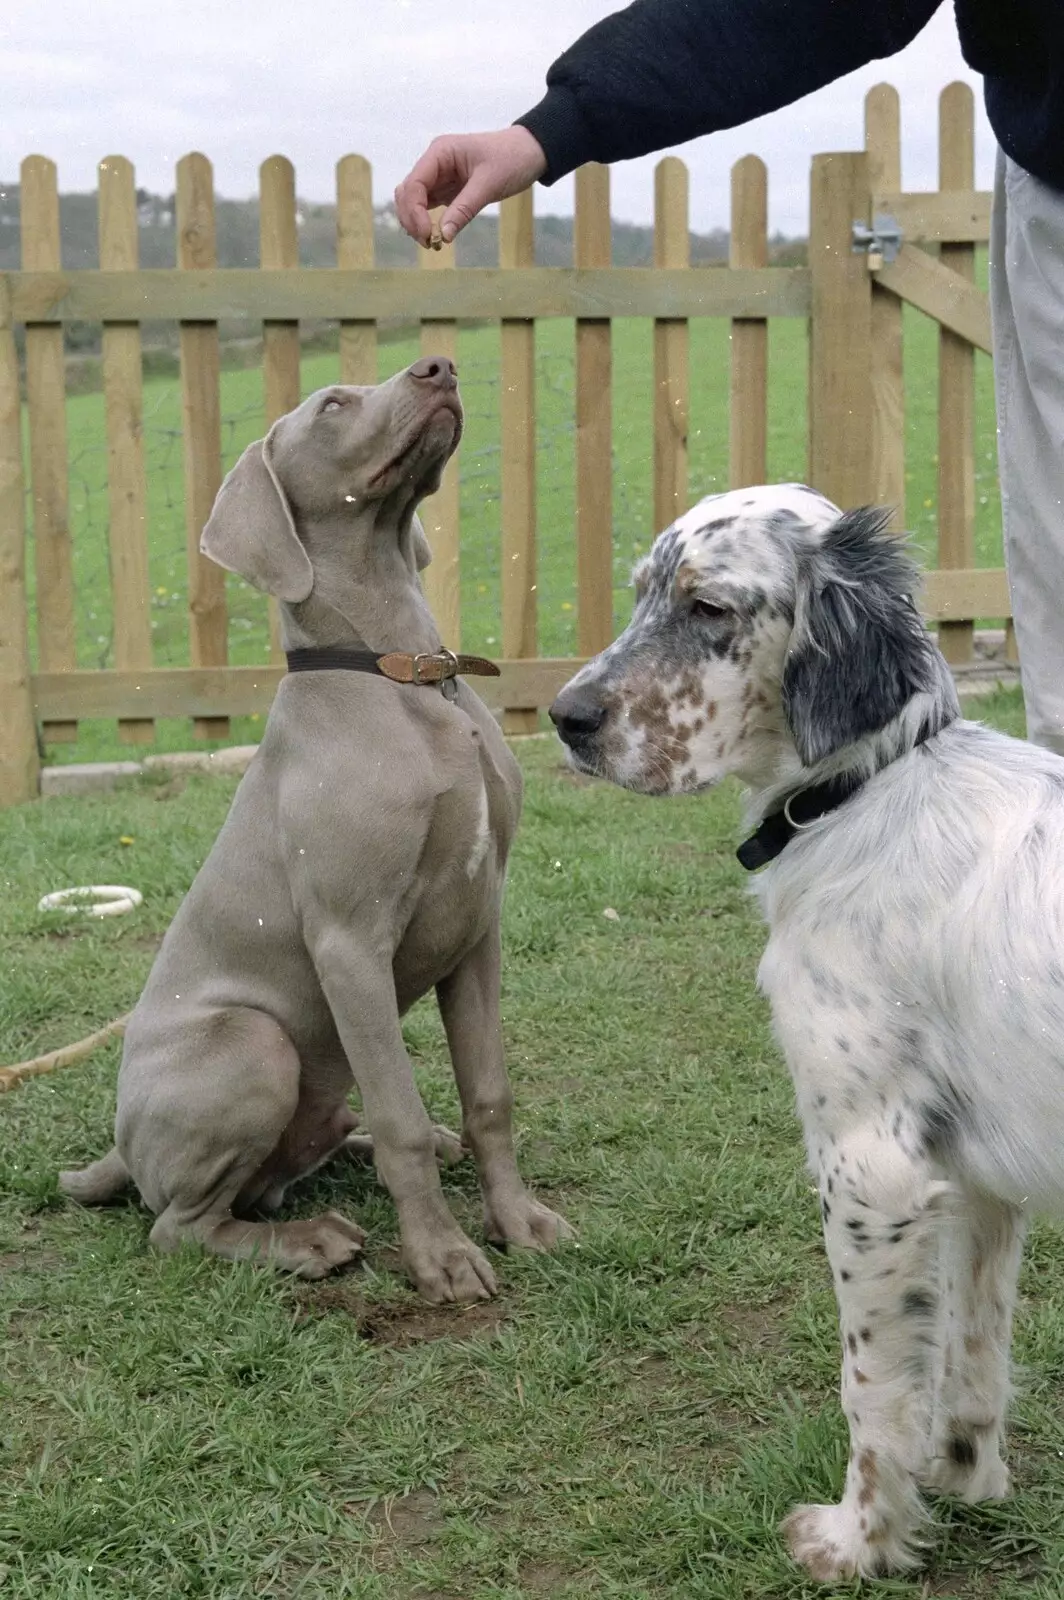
[517,0,939,181]
[395,0,939,243]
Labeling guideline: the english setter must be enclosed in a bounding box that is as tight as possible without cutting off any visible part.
[549,485,1062,1581]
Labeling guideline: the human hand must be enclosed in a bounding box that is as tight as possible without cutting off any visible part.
[394,127,547,248]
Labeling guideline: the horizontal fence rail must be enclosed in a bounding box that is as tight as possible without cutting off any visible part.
[5,267,811,322]
[0,81,1007,805]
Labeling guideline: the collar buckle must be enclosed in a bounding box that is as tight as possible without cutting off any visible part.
[411,648,460,686]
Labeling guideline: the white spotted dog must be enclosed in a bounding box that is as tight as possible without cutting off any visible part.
[549,484,1064,1581]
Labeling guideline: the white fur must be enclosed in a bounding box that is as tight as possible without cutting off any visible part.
[465,782,492,879]
[552,485,1061,1580]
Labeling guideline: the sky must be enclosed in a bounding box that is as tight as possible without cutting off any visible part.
[1,0,994,235]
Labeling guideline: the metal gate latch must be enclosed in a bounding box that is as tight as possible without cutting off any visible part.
[851,213,902,269]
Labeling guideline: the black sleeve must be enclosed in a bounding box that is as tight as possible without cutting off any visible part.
[516,0,943,183]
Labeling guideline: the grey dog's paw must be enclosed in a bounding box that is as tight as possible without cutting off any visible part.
[280,1212,367,1280]
[484,1191,574,1252]
[403,1227,498,1303]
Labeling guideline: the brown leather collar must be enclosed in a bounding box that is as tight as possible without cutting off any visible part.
[285,645,500,700]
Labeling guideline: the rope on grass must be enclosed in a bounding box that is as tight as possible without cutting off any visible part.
[0,884,142,1088]
[0,1014,132,1094]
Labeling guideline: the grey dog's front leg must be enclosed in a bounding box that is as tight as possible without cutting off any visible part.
[437,926,571,1251]
[312,929,497,1302]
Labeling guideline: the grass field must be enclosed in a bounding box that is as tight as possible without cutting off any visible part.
[27,301,1001,767]
[6,687,1064,1600]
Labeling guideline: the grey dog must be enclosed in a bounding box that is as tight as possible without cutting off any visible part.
[61,357,570,1301]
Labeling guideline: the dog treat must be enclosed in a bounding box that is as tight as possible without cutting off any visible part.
[429,222,444,252]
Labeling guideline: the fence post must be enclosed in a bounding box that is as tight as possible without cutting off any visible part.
[729,155,768,489]
[260,155,301,664]
[99,155,154,744]
[337,155,376,385]
[808,152,874,508]
[865,86,906,531]
[575,164,613,656]
[653,158,689,530]
[0,274,40,804]
[418,214,461,647]
[937,83,976,666]
[177,152,228,740]
[500,190,538,733]
[21,155,76,744]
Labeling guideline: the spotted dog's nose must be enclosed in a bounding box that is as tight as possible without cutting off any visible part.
[409,354,458,391]
[549,686,606,747]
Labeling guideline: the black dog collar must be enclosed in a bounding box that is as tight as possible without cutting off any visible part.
[736,718,950,872]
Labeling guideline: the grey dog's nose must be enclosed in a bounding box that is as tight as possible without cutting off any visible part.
[410,355,458,391]
[549,689,606,746]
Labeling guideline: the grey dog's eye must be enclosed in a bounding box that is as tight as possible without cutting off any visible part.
[321,397,344,414]
[691,599,731,622]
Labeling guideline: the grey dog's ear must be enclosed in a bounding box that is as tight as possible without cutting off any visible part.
[782,507,937,765]
[200,432,314,602]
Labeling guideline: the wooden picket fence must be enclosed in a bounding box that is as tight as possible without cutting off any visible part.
[0,82,1003,805]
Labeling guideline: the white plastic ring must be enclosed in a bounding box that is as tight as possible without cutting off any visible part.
[37,885,143,918]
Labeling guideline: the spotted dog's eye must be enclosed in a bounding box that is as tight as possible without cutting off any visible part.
[691,598,731,622]
[320,396,345,414]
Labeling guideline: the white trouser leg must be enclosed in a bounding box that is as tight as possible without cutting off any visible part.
[990,150,1064,754]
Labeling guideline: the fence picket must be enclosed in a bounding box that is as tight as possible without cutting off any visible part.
[729,155,768,489]
[937,83,976,665]
[500,191,538,734]
[260,155,301,663]
[177,152,228,740]
[99,155,154,743]
[865,85,906,531]
[808,153,873,509]
[418,213,461,647]
[21,155,76,742]
[0,274,39,802]
[336,155,376,385]
[575,164,613,656]
[653,159,689,530]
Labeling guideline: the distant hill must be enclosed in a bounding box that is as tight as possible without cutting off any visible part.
[0,181,805,273]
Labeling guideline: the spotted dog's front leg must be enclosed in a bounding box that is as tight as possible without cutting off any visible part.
[783,1122,945,1581]
[924,1192,1024,1502]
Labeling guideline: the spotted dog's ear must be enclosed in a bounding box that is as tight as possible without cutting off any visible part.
[782,507,937,766]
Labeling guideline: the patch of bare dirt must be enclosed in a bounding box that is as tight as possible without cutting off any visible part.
[715,1296,794,1353]
[628,1352,677,1394]
[293,1276,508,1348]
[0,1248,64,1272]
[921,1573,1022,1599]
[519,1559,574,1594]
[359,1298,507,1348]
[363,1488,443,1546]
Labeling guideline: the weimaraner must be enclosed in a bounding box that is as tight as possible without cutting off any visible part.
[61,357,570,1301]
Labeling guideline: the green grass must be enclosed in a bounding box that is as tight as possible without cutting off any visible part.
[4,687,1064,1599]
[30,299,1001,767]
